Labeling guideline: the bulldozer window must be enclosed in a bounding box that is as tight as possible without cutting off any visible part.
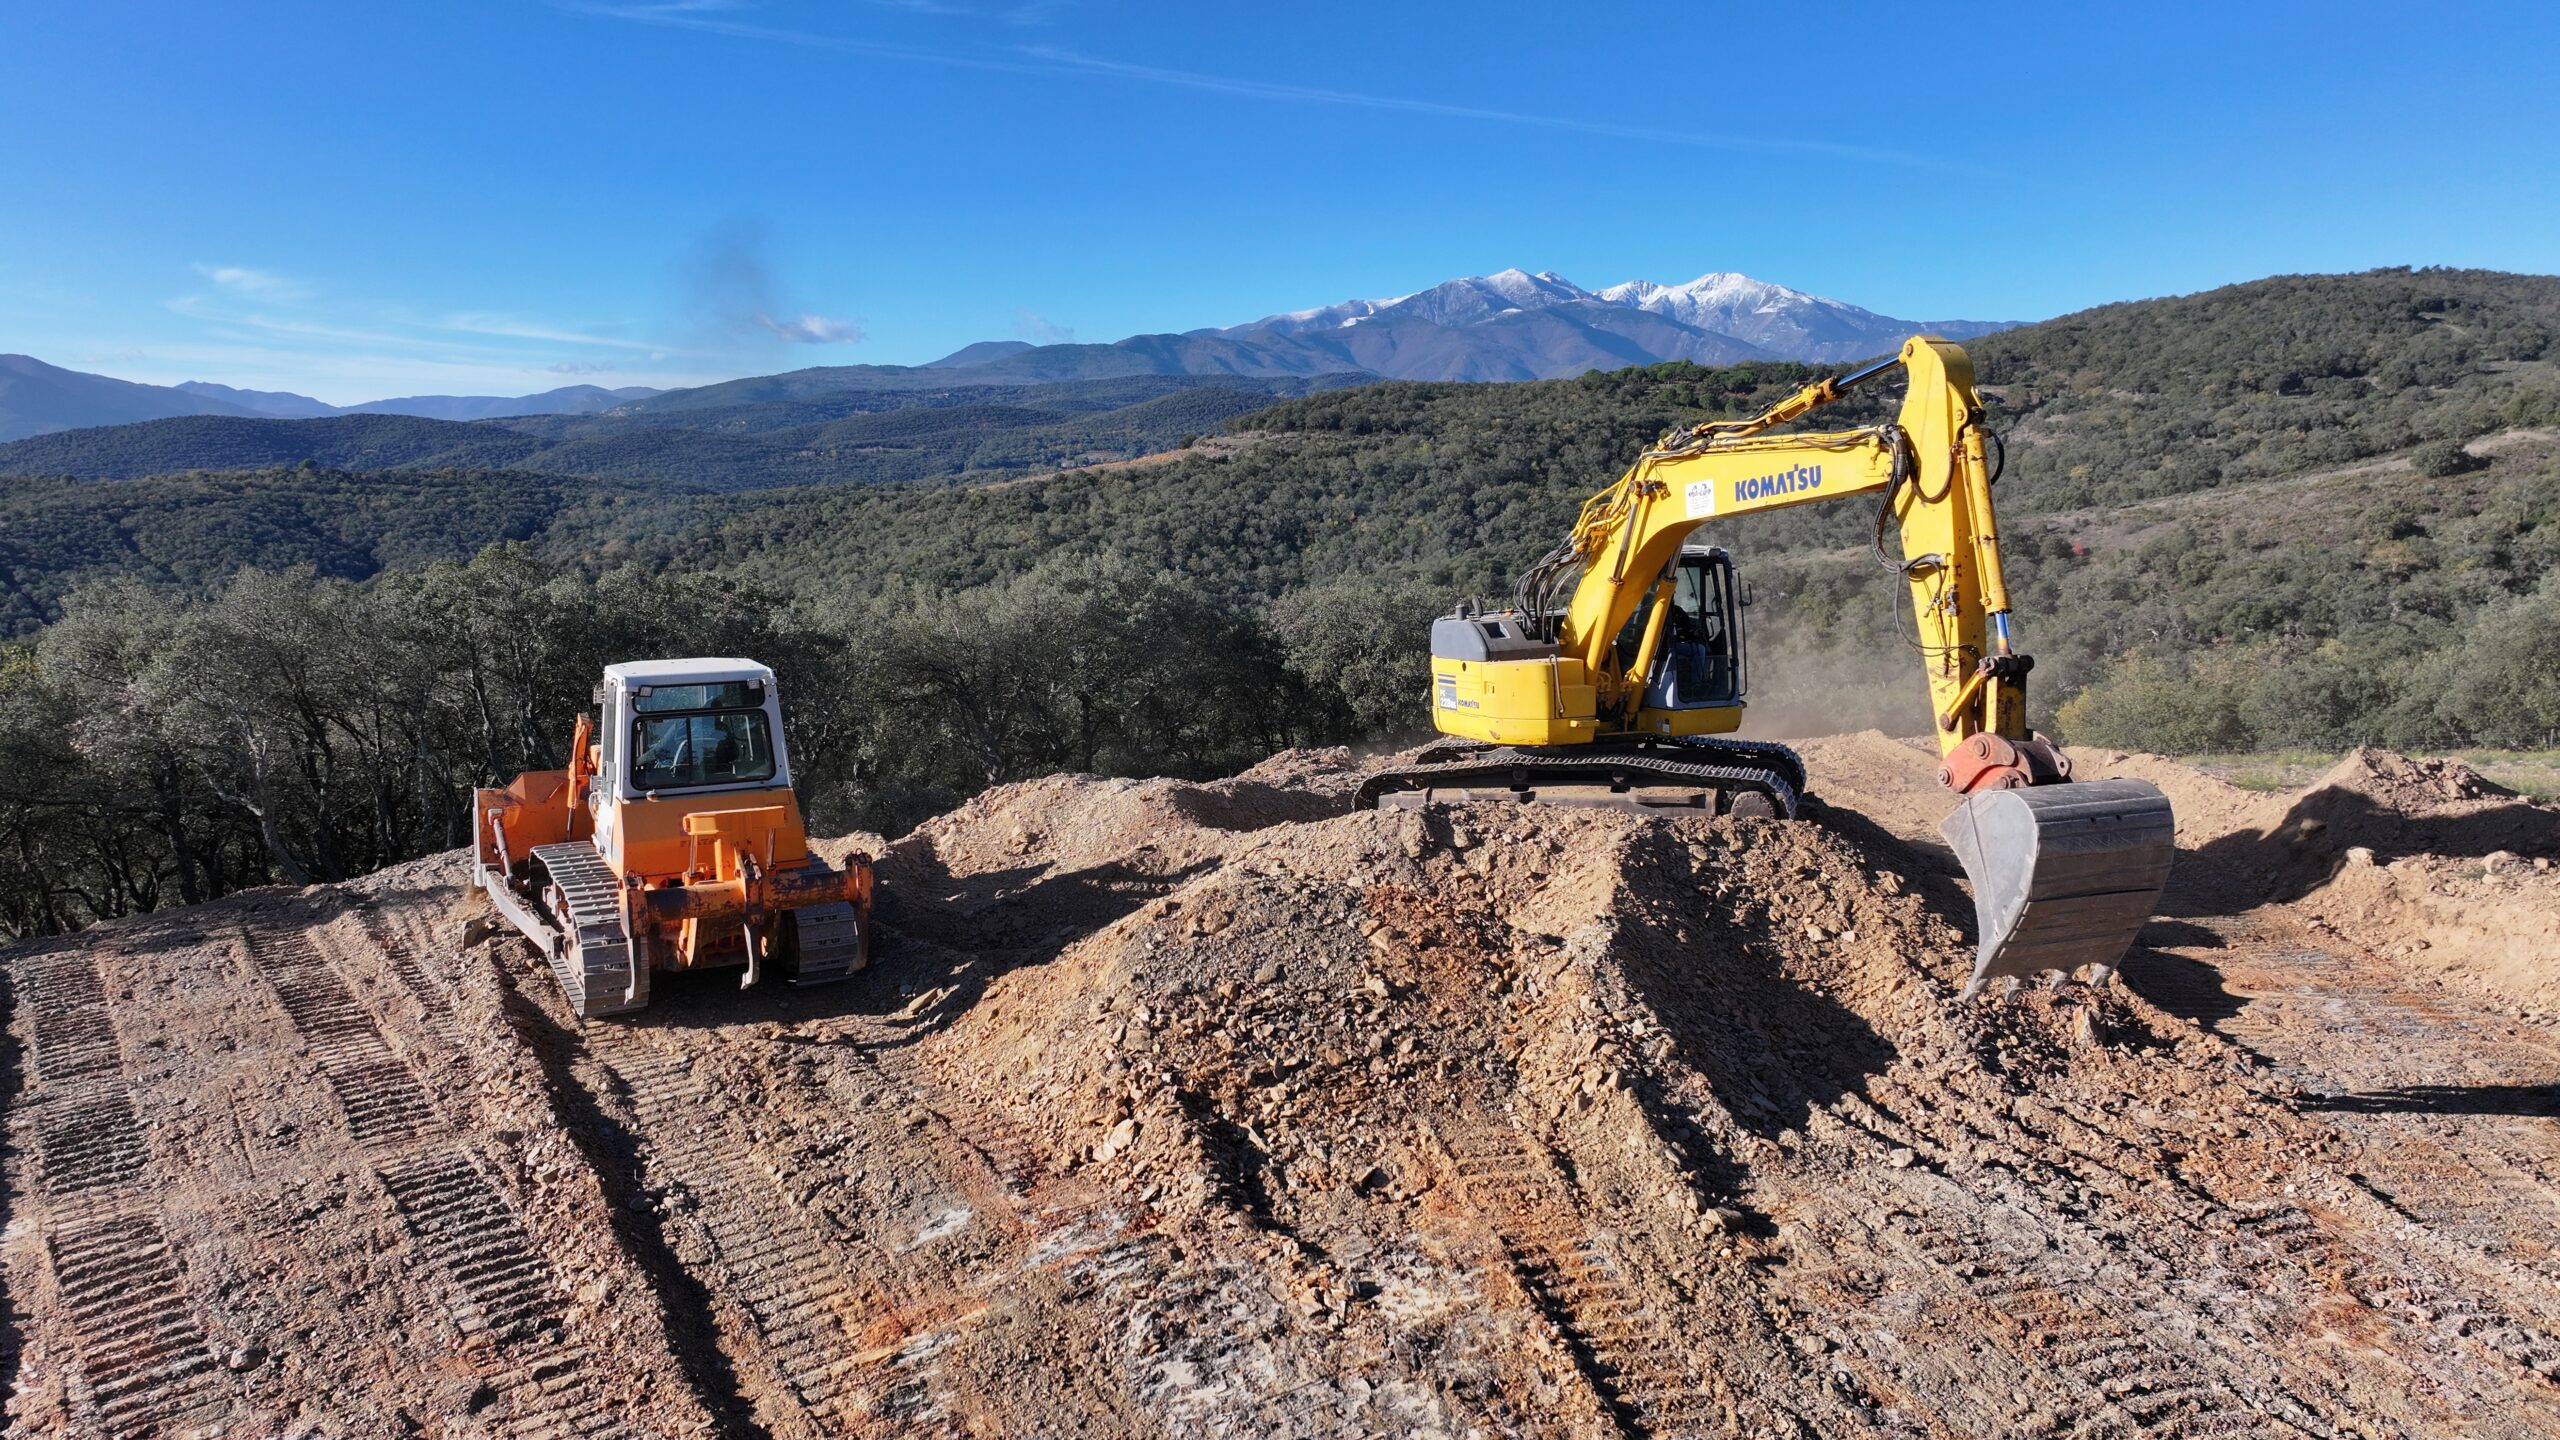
[635,680,763,713]
[632,710,775,790]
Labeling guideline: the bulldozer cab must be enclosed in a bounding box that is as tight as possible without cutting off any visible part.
[599,661,794,801]
[590,658,813,884]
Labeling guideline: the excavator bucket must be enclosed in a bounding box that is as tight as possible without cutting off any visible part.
[1940,779,2176,999]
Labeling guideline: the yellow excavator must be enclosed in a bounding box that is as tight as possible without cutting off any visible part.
[1358,338,2175,998]
[471,658,872,1019]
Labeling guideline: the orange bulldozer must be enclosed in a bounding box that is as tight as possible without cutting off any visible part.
[469,658,872,1019]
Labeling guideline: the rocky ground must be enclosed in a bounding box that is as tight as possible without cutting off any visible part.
[5,736,2558,1438]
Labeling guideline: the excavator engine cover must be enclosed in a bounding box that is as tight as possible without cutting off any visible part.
[1940,779,2175,998]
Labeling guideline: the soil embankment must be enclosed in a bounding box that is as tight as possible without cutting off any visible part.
[6,738,2559,1436]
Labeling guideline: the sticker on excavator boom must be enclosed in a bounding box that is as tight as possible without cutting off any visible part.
[1683,479,1718,517]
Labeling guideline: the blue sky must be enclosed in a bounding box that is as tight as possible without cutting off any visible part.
[3,1,2553,402]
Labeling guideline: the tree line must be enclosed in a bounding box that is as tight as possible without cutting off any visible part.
[6,268,2558,933]
[0,545,1427,939]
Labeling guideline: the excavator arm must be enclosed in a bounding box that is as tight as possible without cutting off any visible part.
[1554,338,2053,789]
[1376,337,2176,1000]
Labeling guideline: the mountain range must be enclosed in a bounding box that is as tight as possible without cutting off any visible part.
[0,269,2014,441]
[0,373,1345,490]
[0,356,664,442]
[894,269,2012,386]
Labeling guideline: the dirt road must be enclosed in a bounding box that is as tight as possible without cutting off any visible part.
[6,740,2556,1437]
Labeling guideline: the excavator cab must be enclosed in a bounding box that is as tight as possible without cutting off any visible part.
[1630,546,1744,717]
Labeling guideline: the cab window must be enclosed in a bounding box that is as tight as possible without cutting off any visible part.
[631,709,776,789]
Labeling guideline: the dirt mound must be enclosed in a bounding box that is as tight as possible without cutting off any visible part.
[2268,748,2560,1009]
[888,770,2408,1434]
[2324,746,2518,806]
[890,763,1345,882]
[14,739,2560,1436]
[2270,746,2550,858]
[2189,746,2560,935]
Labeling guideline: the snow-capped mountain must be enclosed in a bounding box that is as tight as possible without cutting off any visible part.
[1226,268,2013,369]
[1593,272,2004,361]
[1247,269,1592,337]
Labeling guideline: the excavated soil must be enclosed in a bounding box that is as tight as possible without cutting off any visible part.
[7,737,2559,1438]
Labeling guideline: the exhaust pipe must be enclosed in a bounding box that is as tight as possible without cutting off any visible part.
[1941,779,2176,999]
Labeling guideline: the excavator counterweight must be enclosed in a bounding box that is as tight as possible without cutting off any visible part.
[1364,338,2174,996]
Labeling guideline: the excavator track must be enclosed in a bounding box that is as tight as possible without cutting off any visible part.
[1667,736,1808,798]
[1357,743,1800,818]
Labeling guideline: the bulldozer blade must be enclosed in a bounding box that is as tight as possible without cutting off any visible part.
[1940,779,2176,1000]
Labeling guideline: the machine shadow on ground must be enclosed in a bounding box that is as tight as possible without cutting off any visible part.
[598,850,1222,1055]
[1610,822,1902,1167]
[487,955,776,1440]
[2119,945,2255,1035]
[2301,1082,2560,1117]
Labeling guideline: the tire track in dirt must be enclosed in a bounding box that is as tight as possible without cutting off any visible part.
[592,1035,886,1433]
[575,995,1166,1438]
[237,919,441,1145]
[2122,907,2560,1430]
[353,897,462,1041]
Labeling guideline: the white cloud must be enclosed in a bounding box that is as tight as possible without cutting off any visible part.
[437,312,664,351]
[1013,309,1074,344]
[193,264,311,301]
[756,311,865,344]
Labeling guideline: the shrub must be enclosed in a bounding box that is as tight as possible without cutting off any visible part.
[2410,439,2488,477]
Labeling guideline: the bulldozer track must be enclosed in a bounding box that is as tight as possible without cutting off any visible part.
[21,950,124,1084]
[599,1038,880,1431]
[1438,1120,1728,1438]
[239,917,440,1145]
[354,900,460,1034]
[41,1209,231,1437]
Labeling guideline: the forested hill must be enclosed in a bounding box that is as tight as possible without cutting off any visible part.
[607,267,2560,651]
[0,413,547,478]
[0,372,1344,488]
[1,267,2555,937]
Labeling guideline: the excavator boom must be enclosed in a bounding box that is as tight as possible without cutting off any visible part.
[1365,338,2175,997]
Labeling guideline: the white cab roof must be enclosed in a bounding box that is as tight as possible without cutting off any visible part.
[603,658,776,688]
